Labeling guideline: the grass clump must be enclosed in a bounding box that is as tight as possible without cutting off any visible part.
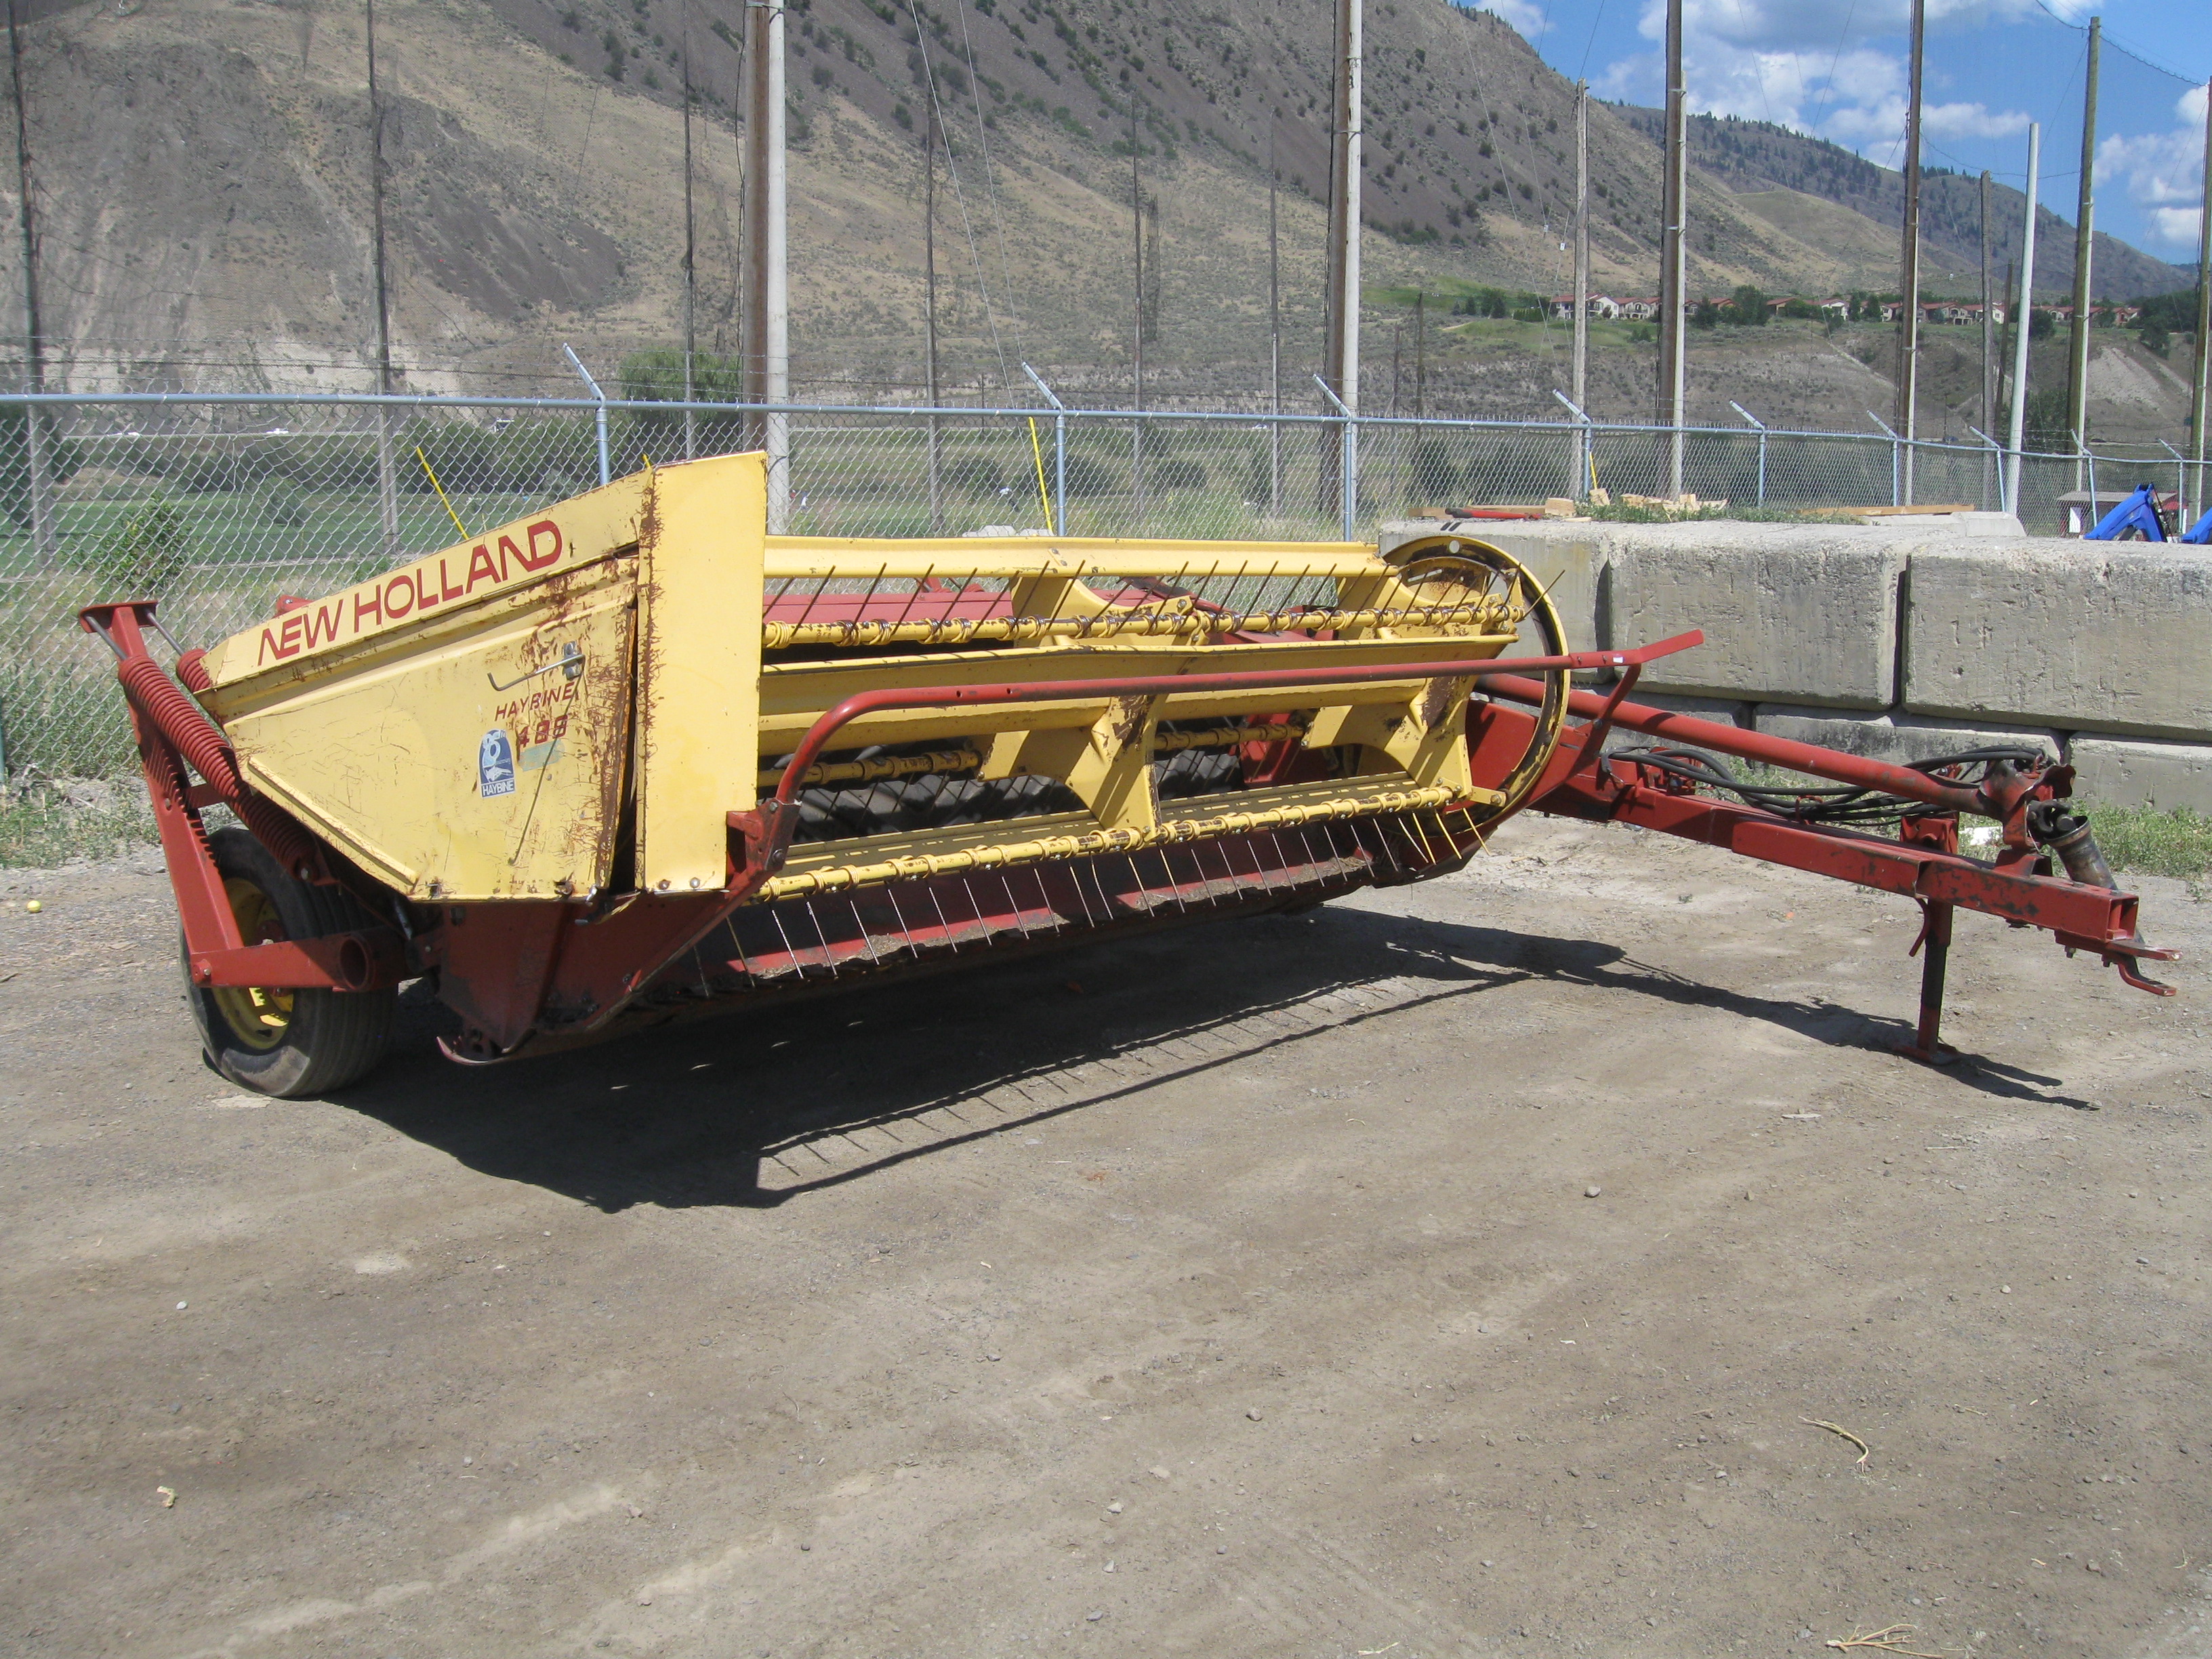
[2083,803,2212,885]
[0,775,156,867]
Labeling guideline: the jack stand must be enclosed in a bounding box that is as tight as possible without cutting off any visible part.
[1900,897,1959,1065]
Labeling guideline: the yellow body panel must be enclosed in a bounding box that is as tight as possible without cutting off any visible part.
[632,455,766,894]
[190,458,1548,907]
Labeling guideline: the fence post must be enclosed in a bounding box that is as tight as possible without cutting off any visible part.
[1313,376,1356,539]
[1336,417,1353,535]
[1728,402,1767,507]
[1868,411,1902,508]
[2074,431,2095,528]
[22,399,55,569]
[1553,392,1594,502]
[1020,363,1068,535]
[374,405,399,558]
[1967,426,2006,513]
[562,343,612,487]
[1269,410,1282,517]
[2157,438,2186,532]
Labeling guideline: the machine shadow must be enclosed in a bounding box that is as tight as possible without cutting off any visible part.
[336,901,2082,1212]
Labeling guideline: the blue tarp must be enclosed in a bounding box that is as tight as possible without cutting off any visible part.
[2083,483,2169,541]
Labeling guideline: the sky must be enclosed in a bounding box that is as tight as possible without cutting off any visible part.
[1465,0,2211,263]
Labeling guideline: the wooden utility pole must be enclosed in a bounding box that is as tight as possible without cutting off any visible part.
[1322,0,1363,520]
[365,0,397,555]
[1656,0,1686,495]
[2005,122,2041,517]
[740,0,789,527]
[1267,124,1281,516]
[1129,96,1144,523]
[923,95,941,531]
[2190,77,2210,523]
[1572,77,1590,495]
[680,0,697,460]
[1980,169,1994,506]
[2065,15,2100,478]
[7,0,52,567]
[1895,0,1925,504]
[1413,289,1425,417]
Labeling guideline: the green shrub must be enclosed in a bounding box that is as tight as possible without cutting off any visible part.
[258,478,309,526]
[1410,438,1459,505]
[945,454,1007,496]
[1151,457,1206,491]
[86,499,192,597]
[1724,285,1769,326]
[1063,452,1123,497]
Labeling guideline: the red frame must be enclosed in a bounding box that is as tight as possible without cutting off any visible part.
[79,603,404,994]
[91,591,2177,1069]
[1469,678,2175,1048]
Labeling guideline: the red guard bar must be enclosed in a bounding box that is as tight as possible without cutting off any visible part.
[767,632,1706,819]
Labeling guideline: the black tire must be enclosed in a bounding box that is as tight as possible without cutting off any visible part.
[184,827,396,1098]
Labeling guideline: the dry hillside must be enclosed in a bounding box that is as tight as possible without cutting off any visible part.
[1612,106,2197,302]
[0,0,2194,434]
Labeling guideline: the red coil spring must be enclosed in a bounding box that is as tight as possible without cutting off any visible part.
[117,655,321,878]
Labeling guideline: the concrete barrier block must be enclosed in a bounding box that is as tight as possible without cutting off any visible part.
[1603,523,1906,709]
[1377,519,1603,654]
[2068,736,2212,815]
[1862,511,2024,538]
[1753,705,2061,766]
[1903,543,2212,741]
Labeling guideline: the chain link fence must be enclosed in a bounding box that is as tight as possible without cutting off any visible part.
[1,391,2202,779]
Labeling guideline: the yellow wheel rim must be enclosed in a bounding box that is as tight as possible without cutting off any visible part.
[209,877,294,1052]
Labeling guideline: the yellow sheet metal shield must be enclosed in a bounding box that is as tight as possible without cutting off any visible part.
[196,453,768,902]
[189,474,1553,907]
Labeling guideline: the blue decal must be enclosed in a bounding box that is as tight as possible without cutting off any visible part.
[478,728,516,798]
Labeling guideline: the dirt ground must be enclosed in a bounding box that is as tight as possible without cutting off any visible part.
[3,815,2210,1659]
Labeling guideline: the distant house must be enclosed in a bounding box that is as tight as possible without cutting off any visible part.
[1929,302,2009,325]
[1818,298,1849,318]
[1879,300,1905,323]
[1618,298,1660,321]
[2107,304,2142,325]
[1548,295,1626,320]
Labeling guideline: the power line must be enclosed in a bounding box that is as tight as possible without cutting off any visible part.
[2026,0,2204,89]
[906,0,1009,391]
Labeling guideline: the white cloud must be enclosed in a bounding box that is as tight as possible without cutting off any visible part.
[2095,90,2210,252]
[2150,206,2204,247]
[1923,102,2030,140]
[1631,0,2043,56]
[1599,0,2032,165]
